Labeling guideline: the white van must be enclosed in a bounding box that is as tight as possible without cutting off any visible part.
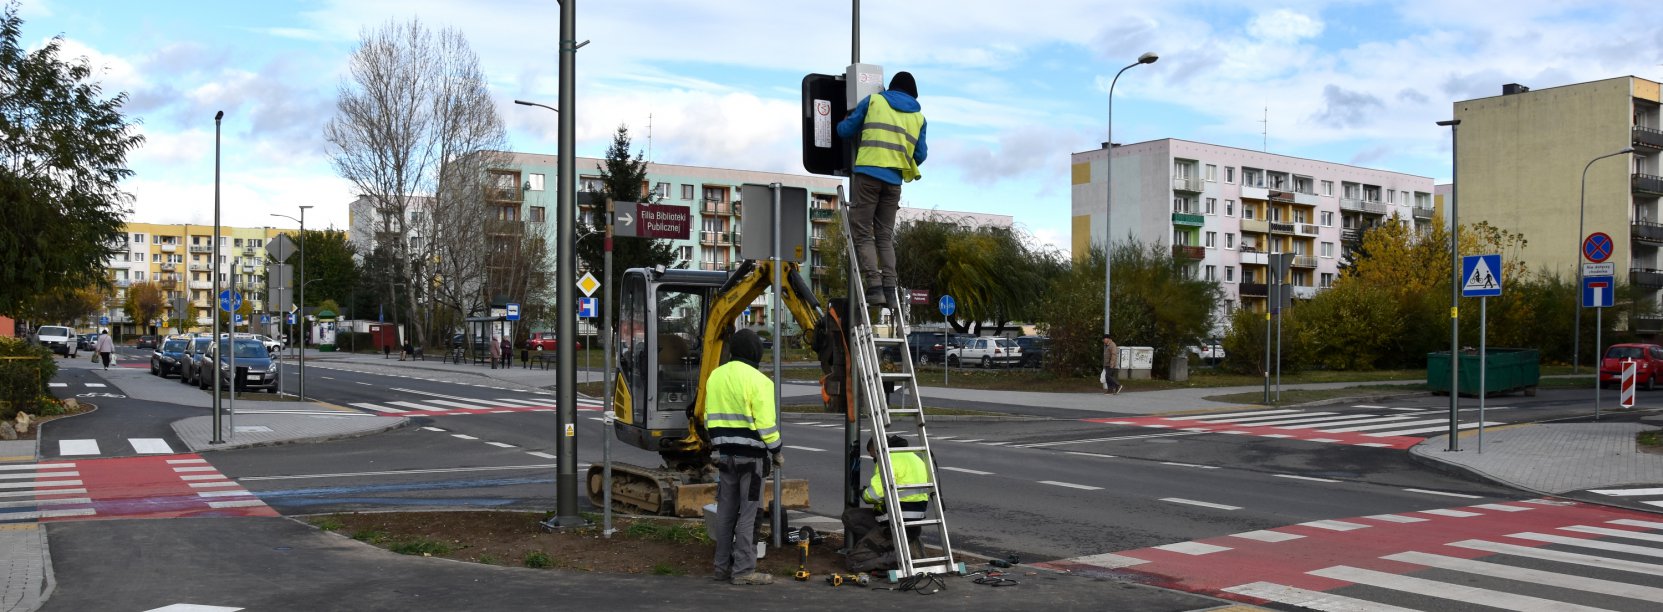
[32,325,79,358]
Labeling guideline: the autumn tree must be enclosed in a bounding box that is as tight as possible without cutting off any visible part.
[325,18,506,347]
[895,215,1065,335]
[123,281,166,335]
[575,125,675,318]
[0,5,142,316]
[29,287,105,326]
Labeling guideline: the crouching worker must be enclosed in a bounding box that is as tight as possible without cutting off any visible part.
[842,435,931,571]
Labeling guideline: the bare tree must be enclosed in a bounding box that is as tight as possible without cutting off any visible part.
[324,18,507,347]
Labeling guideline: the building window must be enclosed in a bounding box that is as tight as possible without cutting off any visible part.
[580,176,603,192]
[1204,265,1216,281]
[528,173,545,191]
[1320,211,1334,226]
[1321,273,1334,288]
[1225,233,1236,249]
[529,206,546,222]
[1205,231,1217,248]
[1224,266,1236,283]
[702,187,726,203]
[1244,205,1255,220]
[1225,167,1235,184]
[135,272,145,280]
[1293,271,1309,287]
[1321,180,1334,196]
[1204,197,1217,215]
[1387,189,1397,204]
[1225,199,1235,216]
[152,253,161,262]
[1294,209,1307,224]
[1321,242,1334,258]
[681,184,694,199]
[1205,164,1217,182]
[133,233,144,243]
[653,182,668,198]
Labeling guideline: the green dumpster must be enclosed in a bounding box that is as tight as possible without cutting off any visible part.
[1426,348,1540,397]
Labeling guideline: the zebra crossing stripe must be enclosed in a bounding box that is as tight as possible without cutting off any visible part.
[1165,409,1299,421]
[1273,415,1417,429]
[351,403,407,413]
[1448,538,1663,577]
[1222,581,1416,612]
[1308,564,1615,611]
[1507,532,1663,558]
[1589,487,1663,497]
[1559,524,1663,544]
[1383,550,1663,601]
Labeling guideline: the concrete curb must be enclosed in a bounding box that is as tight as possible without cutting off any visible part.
[176,415,413,453]
[1405,434,1557,496]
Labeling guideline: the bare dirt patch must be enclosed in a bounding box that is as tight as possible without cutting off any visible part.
[312,510,852,579]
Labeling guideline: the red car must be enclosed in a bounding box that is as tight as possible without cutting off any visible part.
[1599,343,1663,390]
[525,332,582,352]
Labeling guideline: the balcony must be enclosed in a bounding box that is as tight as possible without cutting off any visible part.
[1269,221,1296,234]
[1634,314,1663,334]
[700,231,717,245]
[1632,268,1663,288]
[1413,206,1435,220]
[1292,256,1318,269]
[810,208,836,223]
[1294,192,1321,206]
[729,232,743,246]
[1635,125,1663,151]
[702,200,730,215]
[155,279,177,290]
[485,186,523,203]
[1633,173,1663,197]
[189,281,212,290]
[811,237,829,250]
[189,263,210,271]
[1340,198,1363,212]
[1292,286,1319,300]
[158,263,176,272]
[1172,245,1205,260]
[1298,224,1320,236]
[1342,229,1362,243]
[1361,201,1390,215]
[160,244,177,253]
[189,245,213,254]
[1172,177,1204,193]
[811,265,830,278]
[1240,250,1268,266]
[112,279,131,288]
[1268,190,1295,203]
[1241,186,1269,201]
[1171,212,1205,227]
[716,232,731,246]
[1239,283,1269,297]
[699,261,733,272]
[1241,218,1269,234]
[243,247,256,257]
[1634,221,1663,246]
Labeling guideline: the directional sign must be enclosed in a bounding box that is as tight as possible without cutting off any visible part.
[577,297,598,319]
[506,303,521,321]
[577,271,600,297]
[909,289,930,305]
[218,290,243,313]
[1583,275,1614,308]
[613,202,692,240]
[938,295,956,317]
[287,313,297,325]
[266,233,297,262]
[1583,232,1614,263]
[1461,254,1502,297]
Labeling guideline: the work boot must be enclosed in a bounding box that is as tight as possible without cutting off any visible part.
[731,571,774,585]
[884,287,901,312]
[863,285,885,307]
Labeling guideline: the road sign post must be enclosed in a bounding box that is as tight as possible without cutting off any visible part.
[1462,254,1503,453]
[939,295,956,387]
[1577,232,1616,375]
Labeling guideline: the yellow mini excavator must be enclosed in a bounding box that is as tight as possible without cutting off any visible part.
[587,259,825,516]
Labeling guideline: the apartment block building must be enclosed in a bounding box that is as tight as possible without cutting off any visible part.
[103,222,288,335]
[1453,77,1663,332]
[1071,139,1436,325]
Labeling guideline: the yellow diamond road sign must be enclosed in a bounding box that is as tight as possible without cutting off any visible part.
[577,272,600,297]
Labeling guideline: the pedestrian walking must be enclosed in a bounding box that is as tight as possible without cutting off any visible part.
[836,71,927,310]
[500,337,512,369]
[1102,334,1122,395]
[95,329,115,370]
[705,329,780,586]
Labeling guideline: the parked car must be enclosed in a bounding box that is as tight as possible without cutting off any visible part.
[180,336,215,387]
[206,338,280,393]
[883,331,969,365]
[1600,343,1663,390]
[525,332,582,351]
[947,336,1023,368]
[32,326,78,358]
[150,336,191,378]
[135,335,159,349]
[77,333,98,352]
[1014,336,1049,368]
[1191,342,1226,366]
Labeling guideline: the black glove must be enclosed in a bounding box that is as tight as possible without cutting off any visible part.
[771,452,784,469]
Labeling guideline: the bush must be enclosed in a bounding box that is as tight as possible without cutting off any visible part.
[0,338,56,420]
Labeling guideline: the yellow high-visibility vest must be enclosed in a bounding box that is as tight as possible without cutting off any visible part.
[854,94,923,182]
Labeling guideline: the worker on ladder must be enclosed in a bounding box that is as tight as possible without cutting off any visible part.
[837,71,927,311]
[863,435,931,552]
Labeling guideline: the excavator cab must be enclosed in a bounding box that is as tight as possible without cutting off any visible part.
[612,267,729,457]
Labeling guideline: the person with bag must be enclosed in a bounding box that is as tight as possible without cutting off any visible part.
[95,329,115,370]
[1102,334,1122,395]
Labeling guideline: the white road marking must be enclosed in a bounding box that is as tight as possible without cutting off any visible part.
[172,467,217,473]
[84,383,106,388]
[526,452,557,460]
[238,463,559,481]
[1018,431,1201,448]
[1560,525,1663,543]
[128,438,175,454]
[484,442,517,449]
[0,471,76,480]
[1230,530,1304,543]
[1364,422,1504,437]
[1307,564,1611,612]
[1471,503,1531,512]
[189,481,240,489]
[1198,411,1337,424]
[451,434,478,440]
[48,383,67,388]
[1067,553,1149,569]
[784,445,825,452]
[1039,480,1102,491]
[1160,462,1219,469]
[1165,409,1299,421]
[388,401,440,411]
[1064,451,1117,458]
[1273,415,1417,430]
[204,500,266,510]
[1419,508,1481,518]
[166,458,206,465]
[1240,414,1391,428]
[1223,581,1417,612]
[422,427,446,432]
[351,403,407,413]
[0,496,91,508]
[954,439,985,443]
[427,399,500,410]
[59,440,100,456]
[1590,487,1663,497]
[0,479,81,490]
[1449,539,1663,577]
[196,490,254,498]
[1299,520,1369,531]
[0,487,86,498]
[490,398,552,407]
[1384,550,1663,602]
[0,463,75,471]
[1319,418,1446,433]
[1274,474,1339,483]
[179,475,225,481]
[940,466,993,475]
[1404,488,1482,499]
[1152,541,1232,555]
[1365,514,1428,523]
[1352,405,1388,409]
[1611,519,1663,529]
[1,508,97,520]
[1507,532,1663,558]
[354,382,373,386]
[1161,498,1240,510]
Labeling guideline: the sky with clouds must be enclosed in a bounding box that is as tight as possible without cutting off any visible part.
[15,0,1663,251]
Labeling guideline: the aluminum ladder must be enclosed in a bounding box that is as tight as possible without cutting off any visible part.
[838,206,962,580]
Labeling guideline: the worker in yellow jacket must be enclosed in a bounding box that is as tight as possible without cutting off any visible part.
[863,435,930,549]
[705,329,780,585]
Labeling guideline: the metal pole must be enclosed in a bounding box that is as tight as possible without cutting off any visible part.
[839,184,860,511]
[1276,285,1282,403]
[770,183,784,550]
[1479,296,1486,453]
[1263,307,1271,404]
[1101,53,1157,345]
[1438,119,1460,452]
[229,265,236,440]
[851,0,859,64]
[552,0,581,527]
[211,110,224,445]
[1576,148,1635,374]
[298,207,307,402]
[1596,308,1603,420]
[602,199,615,538]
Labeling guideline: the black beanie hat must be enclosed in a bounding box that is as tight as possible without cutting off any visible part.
[889,71,917,98]
[730,329,763,366]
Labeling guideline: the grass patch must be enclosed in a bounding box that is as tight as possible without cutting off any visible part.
[1204,384,1430,405]
[523,550,553,568]
[311,516,345,531]
[1639,429,1662,449]
[651,563,683,576]
[389,538,453,556]
[351,529,388,544]
[475,554,498,565]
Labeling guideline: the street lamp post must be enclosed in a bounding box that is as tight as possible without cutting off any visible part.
[271,206,312,400]
[1436,119,1459,451]
[1574,147,1636,373]
[1103,52,1158,343]
[212,110,225,445]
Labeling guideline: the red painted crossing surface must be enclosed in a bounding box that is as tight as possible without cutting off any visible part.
[1083,415,1425,449]
[38,454,275,522]
[1034,499,1658,605]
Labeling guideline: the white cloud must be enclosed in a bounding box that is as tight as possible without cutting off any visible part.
[1247,9,1325,42]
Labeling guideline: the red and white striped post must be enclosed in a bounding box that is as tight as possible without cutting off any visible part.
[1620,358,1637,409]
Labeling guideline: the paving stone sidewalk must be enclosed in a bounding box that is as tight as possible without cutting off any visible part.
[172,410,407,452]
[0,526,51,612]
[1413,421,1663,494]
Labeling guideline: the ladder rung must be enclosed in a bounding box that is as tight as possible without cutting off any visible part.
[873,337,903,344]
[879,372,911,380]
[887,407,921,415]
[903,518,942,528]
[911,557,952,565]
[897,483,935,490]
[890,445,929,453]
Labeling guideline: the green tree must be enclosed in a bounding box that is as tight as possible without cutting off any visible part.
[123,281,166,335]
[0,5,143,316]
[893,216,1064,334]
[29,286,105,326]
[1037,243,1220,378]
[285,229,359,308]
[576,125,675,316]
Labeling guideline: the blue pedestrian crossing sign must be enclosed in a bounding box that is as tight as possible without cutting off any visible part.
[261,315,271,325]
[1461,254,1502,298]
[577,297,598,319]
[1583,275,1615,308]
[98,316,109,325]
